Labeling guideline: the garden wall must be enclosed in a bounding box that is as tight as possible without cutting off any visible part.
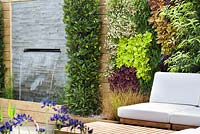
[0,98,57,123]
[0,98,115,124]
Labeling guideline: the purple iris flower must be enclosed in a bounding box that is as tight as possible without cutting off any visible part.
[50,114,61,121]
[14,114,33,126]
[59,105,69,114]
[38,128,45,132]
[41,100,56,108]
[0,121,13,133]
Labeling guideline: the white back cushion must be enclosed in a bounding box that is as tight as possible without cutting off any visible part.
[150,72,200,106]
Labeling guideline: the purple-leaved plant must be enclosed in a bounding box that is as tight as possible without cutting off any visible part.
[108,66,139,92]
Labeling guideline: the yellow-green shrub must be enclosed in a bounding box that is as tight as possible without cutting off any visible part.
[116,32,153,81]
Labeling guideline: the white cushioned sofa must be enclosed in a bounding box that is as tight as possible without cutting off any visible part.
[118,72,200,130]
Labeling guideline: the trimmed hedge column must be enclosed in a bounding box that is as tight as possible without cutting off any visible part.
[63,0,101,116]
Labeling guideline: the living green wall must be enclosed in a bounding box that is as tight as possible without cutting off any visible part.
[106,0,200,94]
[107,0,160,94]
[63,0,101,116]
[62,0,200,116]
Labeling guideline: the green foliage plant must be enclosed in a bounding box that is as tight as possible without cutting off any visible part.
[2,75,13,99]
[0,3,5,97]
[106,0,160,94]
[106,0,137,74]
[116,32,153,81]
[0,106,3,123]
[7,102,16,119]
[148,0,176,55]
[132,0,161,93]
[63,0,101,116]
[163,1,200,72]
[133,0,152,34]
[106,0,158,73]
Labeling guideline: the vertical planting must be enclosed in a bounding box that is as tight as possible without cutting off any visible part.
[0,3,5,97]
[148,0,176,55]
[106,0,137,74]
[163,1,200,72]
[133,0,160,93]
[107,0,160,94]
[63,0,101,116]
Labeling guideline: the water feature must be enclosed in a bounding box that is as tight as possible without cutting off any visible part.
[12,0,68,103]
[15,49,65,102]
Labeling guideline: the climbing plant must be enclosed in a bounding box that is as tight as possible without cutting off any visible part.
[0,3,5,97]
[63,0,101,116]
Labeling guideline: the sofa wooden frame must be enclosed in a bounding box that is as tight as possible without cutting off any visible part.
[120,118,198,130]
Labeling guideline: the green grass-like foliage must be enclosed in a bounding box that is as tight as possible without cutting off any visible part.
[0,106,3,123]
[164,1,200,72]
[63,0,101,116]
[0,3,5,97]
[116,32,153,81]
[8,102,16,119]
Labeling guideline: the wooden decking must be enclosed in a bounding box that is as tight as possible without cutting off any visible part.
[60,121,174,134]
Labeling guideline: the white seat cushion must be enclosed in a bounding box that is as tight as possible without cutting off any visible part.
[171,128,200,134]
[118,103,191,123]
[150,72,200,106]
[170,107,200,126]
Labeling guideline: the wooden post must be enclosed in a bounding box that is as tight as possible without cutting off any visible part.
[1,0,12,83]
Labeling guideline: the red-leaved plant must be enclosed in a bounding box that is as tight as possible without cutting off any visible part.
[108,66,139,92]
